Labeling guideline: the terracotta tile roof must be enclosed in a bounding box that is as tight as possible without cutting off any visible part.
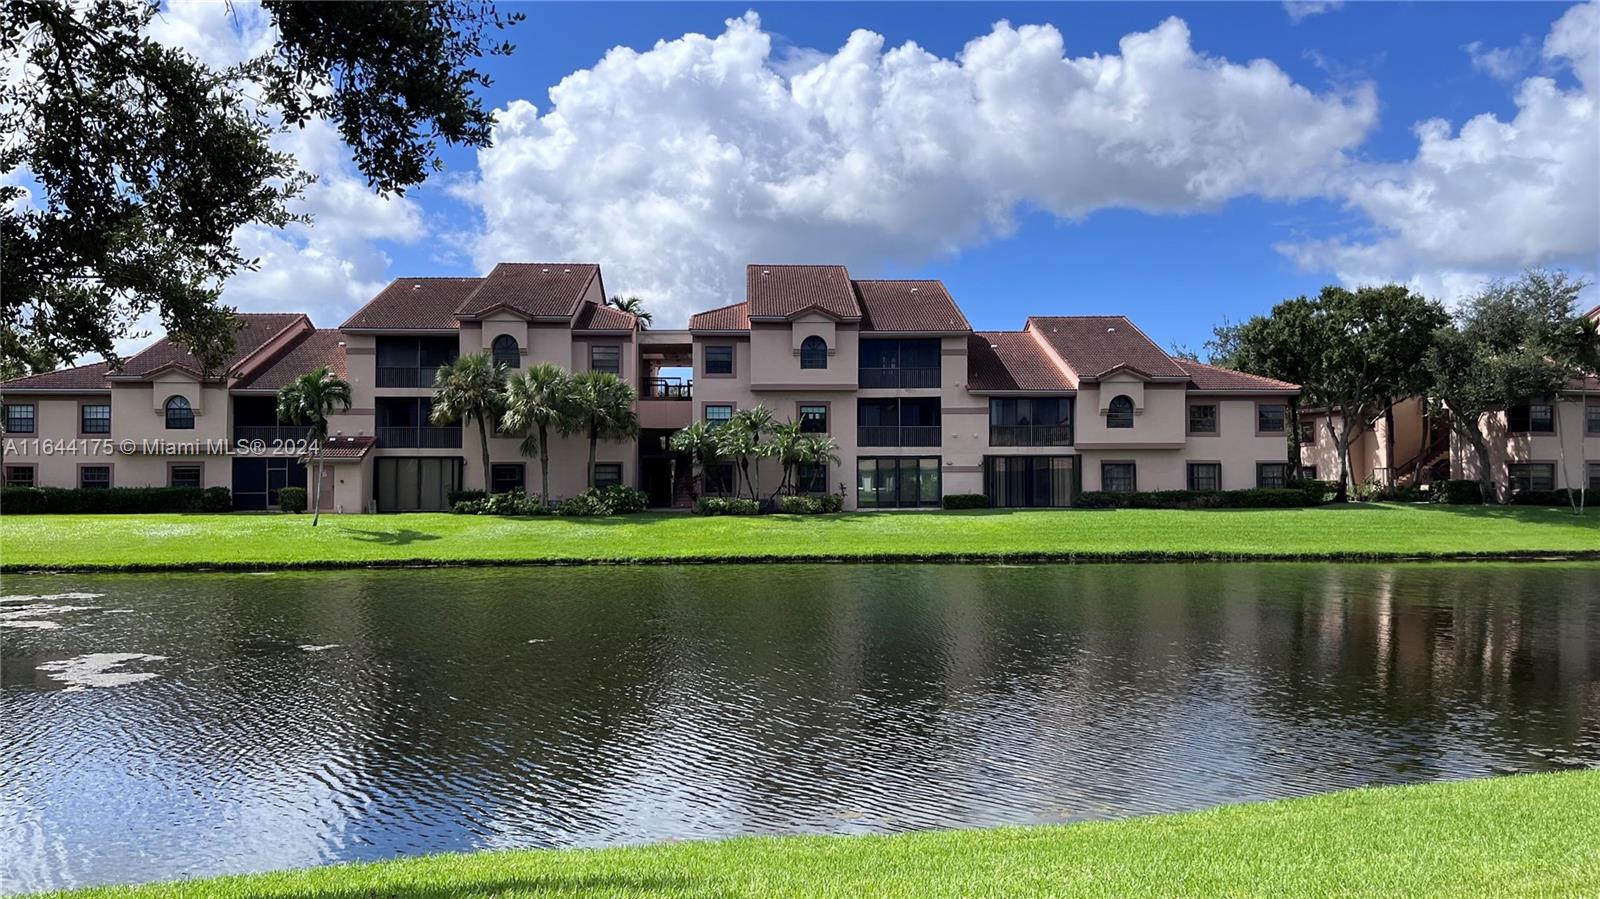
[0,361,112,391]
[855,280,971,332]
[1027,315,1190,381]
[967,332,1076,392]
[114,313,306,380]
[318,434,377,460]
[234,330,349,391]
[572,302,636,331]
[341,277,481,330]
[1175,359,1299,393]
[1585,304,1599,323]
[747,265,860,320]
[1566,374,1600,391]
[688,301,751,331]
[455,263,599,320]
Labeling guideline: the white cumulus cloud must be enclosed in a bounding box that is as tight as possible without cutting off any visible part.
[458,12,1377,326]
[1283,2,1345,24]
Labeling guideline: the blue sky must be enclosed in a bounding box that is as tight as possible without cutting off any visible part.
[154,1,1598,353]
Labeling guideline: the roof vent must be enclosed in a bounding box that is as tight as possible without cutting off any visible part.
[336,340,346,347]
[412,283,422,290]
[541,268,549,273]
[1106,327,1117,333]
[762,269,770,276]
[910,286,919,293]
[563,268,571,273]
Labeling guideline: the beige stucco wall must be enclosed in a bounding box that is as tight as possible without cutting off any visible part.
[1454,397,1599,494]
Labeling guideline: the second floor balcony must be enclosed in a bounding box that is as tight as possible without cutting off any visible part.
[989,424,1074,447]
[640,377,693,400]
[857,425,941,447]
[375,425,463,448]
[233,424,310,443]
[376,365,443,388]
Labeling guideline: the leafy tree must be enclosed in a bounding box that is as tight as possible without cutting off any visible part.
[500,363,570,509]
[717,405,775,500]
[669,420,723,497]
[275,366,352,526]
[763,421,805,497]
[562,371,639,487]
[431,352,507,492]
[607,295,652,328]
[1209,298,1322,468]
[797,434,842,492]
[1,0,519,374]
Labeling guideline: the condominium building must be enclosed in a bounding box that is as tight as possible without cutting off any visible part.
[3,262,1309,511]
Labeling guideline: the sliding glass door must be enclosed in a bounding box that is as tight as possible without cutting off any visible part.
[983,456,1076,508]
[857,456,941,508]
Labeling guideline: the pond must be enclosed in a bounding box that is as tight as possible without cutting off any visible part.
[3,563,1598,893]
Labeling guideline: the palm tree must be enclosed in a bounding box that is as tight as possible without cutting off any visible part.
[562,370,639,487]
[501,363,571,509]
[608,295,652,328]
[669,420,724,497]
[798,433,842,494]
[276,366,353,526]
[431,352,508,495]
[763,421,805,497]
[716,405,776,500]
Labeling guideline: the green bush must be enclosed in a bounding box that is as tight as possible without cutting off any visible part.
[776,494,845,514]
[817,493,844,513]
[278,487,307,513]
[1076,488,1311,510]
[452,491,549,515]
[0,485,227,514]
[447,490,486,506]
[1509,488,1584,506]
[694,496,761,515]
[1297,480,1339,506]
[941,493,989,510]
[1436,480,1483,504]
[556,485,651,517]
[1390,483,1427,503]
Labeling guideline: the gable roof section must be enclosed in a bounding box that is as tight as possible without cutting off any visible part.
[688,301,751,331]
[455,263,599,320]
[571,302,636,331]
[855,280,971,332]
[967,332,1076,392]
[747,265,860,320]
[1028,315,1190,382]
[113,313,306,381]
[342,277,481,330]
[233,330,349,391]
[1174,359,1299,393]
[0,361,113,392]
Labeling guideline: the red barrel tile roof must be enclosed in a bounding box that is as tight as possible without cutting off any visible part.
[455,263,599,320]
[855,280,971,332]
[688,301,751,331]
[967,332,1077,391]
[1028,315,1190,381]
[0,361,113,391]
[747,265,860,320]
[233,330,349,391]
[318,434,377,460]
[572,302,636,331]
[114,313,307,380]
[342,277,482,330]
[1174,359,1299,392]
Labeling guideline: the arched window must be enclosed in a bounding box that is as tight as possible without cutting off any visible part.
[800,335,828,369]
[491,334,520,369]
[1106,395,1134,429]
[164,395,195,430]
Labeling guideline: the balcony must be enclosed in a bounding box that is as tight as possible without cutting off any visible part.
[859,367,941,390]
[858,425,941,447]
[641,377,692,400]
[989,424,1073,447]
[376,426,462,448]
[233,425,308,443]
[376,366,441,388]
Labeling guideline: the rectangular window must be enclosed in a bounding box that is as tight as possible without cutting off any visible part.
[704,345,734,375]
[593,463,623,489]
[79,465,111,490]
[705,404,733,429]
[4,403,35,434]
[491,464,525,494]
[799,404,828,434]
[1188,404,1218,435]
[1508,402,1555,433]
[989,398,1073,446]
[856,456,940,508]
[1101,462,1136,492]
[1586,403,1600,436]
[797,463,828,494]
[1590,463,1600,494]
[80,404,111,434]
[984,456,1075,508]
[1299,465,1318,481]
[1257,403,1287,433]
[1299,420,1316,446]
[1508,463,1555,494]
[1256,462,1291,489]
[4,465,34,487]
[169,464,202,488]
[590,345,621,375]
[1187,462,1221,492]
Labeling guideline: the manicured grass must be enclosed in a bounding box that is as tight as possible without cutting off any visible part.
[2,504,1597,571]
[36,771,1600,898]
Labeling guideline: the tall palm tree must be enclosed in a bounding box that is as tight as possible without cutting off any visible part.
[431,352,507,495]
[276,366,352,526]
[669,420,723,497]
[716,405,775,500]
[763,421,805,497]
[501,363,571,509]
[798,433,842,494]
[562,370,639,487]
[608,295,652,328]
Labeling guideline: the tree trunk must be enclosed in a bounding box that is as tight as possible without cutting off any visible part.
[312,451,325,526]
[477,415,492,497]
[587,424,598,488]
[1287,398,1302,468]
[1454,423,1496,505]
[1382,403,1395,494]
[537,423,551,509]
[1328,416,1351,502]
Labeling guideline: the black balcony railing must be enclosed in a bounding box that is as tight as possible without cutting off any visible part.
[858,367,941,389]
[376,425,462,448]
[233,425,307,443]
[376,366,442,388]
[641,377,693,400]
[988,424,1073,447]
[858,425,941,447]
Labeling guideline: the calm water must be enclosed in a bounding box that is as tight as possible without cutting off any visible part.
[3,563,1599,893]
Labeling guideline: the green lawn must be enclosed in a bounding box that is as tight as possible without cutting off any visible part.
[1,504,1596,571]
[35,771,1600,898]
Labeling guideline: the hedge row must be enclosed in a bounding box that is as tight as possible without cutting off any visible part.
[452,486,650,517]
[941,494,989,510]
[1076,486,1320,510]
[1,486,232,514]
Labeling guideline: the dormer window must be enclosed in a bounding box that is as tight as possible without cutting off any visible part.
[491,335,520,369]
[1106,395,1134,429]
[164,395,194,430]
[800,335,828,369]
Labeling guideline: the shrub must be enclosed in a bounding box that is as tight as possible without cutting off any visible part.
[200,486,233,512]
[0,486,225,514]
[817,493,843,513]
[1509,488,1583,506]
[1390,483,1427,503]
[278,487,307,513]
[447,489,486,506]
[1076,488,1311,510]
[1351,480,1385,502]
[1436,480,1483,505]
[941,493,989,510]
[694,496,761,515]
[1075,491,1130,509]
[556,485,651,517]
[1297,480,1339,506]
[777,494,845,514]
[1217,488,1309,508]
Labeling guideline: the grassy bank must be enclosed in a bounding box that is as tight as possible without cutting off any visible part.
[2,504,1597,571]
[37,771,1600,898]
